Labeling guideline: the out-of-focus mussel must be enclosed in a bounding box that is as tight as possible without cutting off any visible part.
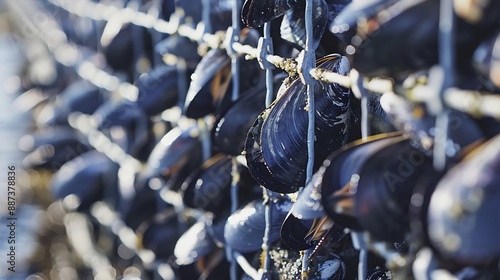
[321,133,402,230]
[184,28,262,119]
[330,0,499,77]
[92,100,155,160]
[245,55,352,193]
[224,197,293,253]
[21,128,92,170]
[135,208,181,260]
[473,30,500,89]
[454,0,500,25]
[380,91,484,155]
[133,65,180,116]
[181,153,232,214]
[241,0,298,28]
[280,0,328,51]
[142,125,202,191]
[155,35,202,69]
[36,80,104,127]
[354,138,432,242]
[427,135,500,265]
[50,150,119,211]
[101,23,152,75]
[174,216,218,266]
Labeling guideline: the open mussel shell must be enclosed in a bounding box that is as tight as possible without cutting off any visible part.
[330,0,499,77]
[427,136,500,265]
[246,55,352,193]
[134,65,179,116]
[224,197,293,253]
[181,153,233,214]
[380,92,484,154]
[36,80,104,127]
[155,35,201,69]
[22,129,92,170]
[280,0,328,51]
[473,30,500,89]
[241,0,298,28]
[50,150,119,211]
[321,133,403,230]
[354,139,432,242]
[92,100,155,160]
[174,216,218,266]
[142,126,202,190]
[136,209,180,260]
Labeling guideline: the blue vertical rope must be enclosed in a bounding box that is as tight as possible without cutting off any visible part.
[433,0,455,171]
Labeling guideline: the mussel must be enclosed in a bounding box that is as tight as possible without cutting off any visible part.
[50,150,119,211]
[280,0,328,51]
[174,216,218,266]
[321,133,403,230]
[21,128,91,170]
[329,0,500,77]
[245,55,353,193]
[133,65,181,116]
[241,0,298,28]
[92,100,155,160]
[473,30,500,89]
[184,28,262,119]
[427,135,500,265]
[142,125,202,191]
[224,197,293,253]
[155,35,202,69]
[36,80,104,127]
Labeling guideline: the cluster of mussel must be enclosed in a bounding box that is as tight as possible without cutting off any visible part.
[17,0,500,279]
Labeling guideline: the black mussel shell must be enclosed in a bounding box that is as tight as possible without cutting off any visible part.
[102,23,152,74]
[142,126,202,190]
[120,178,158,231]
[214,83,267,156]
[224,197,293,253]
[155,35,202,69]
[328,0,393,45]
[184,29,262,119]
[134,65,179,116]
[208,0,233,32]
[330,0,499,77]
[93,100,155,160]
[473,30,500,89]
[454,0,500,25]
[136,209,180,260]
[51,151,119,211]
[280,212,315,250]
[181,153,233,213]
[321,133,403,230]
[241,0,298,28]
[280,0,328,51]
[380,92,484,155]
[37,80,104,127]
[292,170,326,220]
[245,55,352,193]
[354,139,432,242]
[175,216,218,266]
[22,129,92,170]
[309,251,345,280]
[183,48,230,119]
[427,136,500,265]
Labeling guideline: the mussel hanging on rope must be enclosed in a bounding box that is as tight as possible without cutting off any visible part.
[224,196,293,253]
[245,54,353,193]
[329,0,500,77]
[280,0,328,51]
[321,133,403,230]
[241,0,298,28]
[184,28,262,119]
[50,150,119,211]
[427,135,500,265]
